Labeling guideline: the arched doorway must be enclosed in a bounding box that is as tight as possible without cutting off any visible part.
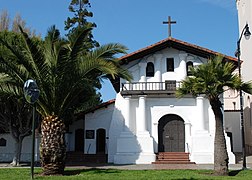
[75,129,84,152]
[96,129,106,154]
[158,114,185,152]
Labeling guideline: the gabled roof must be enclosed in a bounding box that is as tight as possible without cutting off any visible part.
[119,37,237,64]
[75,99,115,119]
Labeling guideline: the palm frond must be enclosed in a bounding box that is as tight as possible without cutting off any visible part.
[177,55,252,99]
[0,27,132,120]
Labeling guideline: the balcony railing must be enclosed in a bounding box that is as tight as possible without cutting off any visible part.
[121,81,181,96]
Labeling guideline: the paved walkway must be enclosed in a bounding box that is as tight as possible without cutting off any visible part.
[1,156,252,170]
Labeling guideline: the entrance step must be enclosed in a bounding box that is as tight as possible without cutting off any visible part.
[152,152,195,164]
[66,151,107,165]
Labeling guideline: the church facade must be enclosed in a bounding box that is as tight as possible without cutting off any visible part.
[69,37,237,164]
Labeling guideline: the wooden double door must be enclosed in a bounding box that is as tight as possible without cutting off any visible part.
[158,114,185,152]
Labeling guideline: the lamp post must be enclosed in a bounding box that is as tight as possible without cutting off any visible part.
[236,23,251,170]
[23,79,40,179]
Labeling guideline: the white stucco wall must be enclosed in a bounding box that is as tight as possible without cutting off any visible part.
[120,48,207,86]
[110,91,236,164]
[84,103,114,154]
[224,111,242,152]
[237,0,252,83]
[108,95,125,163]
[0,133,40,162]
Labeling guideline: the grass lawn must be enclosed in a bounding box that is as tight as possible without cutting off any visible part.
[0,168,252,180]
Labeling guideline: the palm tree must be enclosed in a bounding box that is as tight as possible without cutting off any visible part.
[0,26,131,175]
[176,55,252,176]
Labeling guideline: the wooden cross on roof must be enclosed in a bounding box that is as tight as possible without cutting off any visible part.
[163,16,176,37]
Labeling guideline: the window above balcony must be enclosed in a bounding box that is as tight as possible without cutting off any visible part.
[146,62,154,77]
[167,58,174,72]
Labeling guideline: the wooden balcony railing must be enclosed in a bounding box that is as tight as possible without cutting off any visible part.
[121,81,181,96]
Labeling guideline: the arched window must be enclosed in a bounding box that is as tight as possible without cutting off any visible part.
[166,58,174,72]
[186,61,193,76]
[146,62,154,77]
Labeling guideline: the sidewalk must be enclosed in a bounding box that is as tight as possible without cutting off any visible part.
[0,156,252,170]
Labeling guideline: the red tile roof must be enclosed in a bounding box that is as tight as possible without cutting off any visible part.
[119,37,237,64]
[75,99,115,119]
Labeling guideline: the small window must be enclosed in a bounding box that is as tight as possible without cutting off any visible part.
[85,130,95,139]
[146,62,154,77]
[186,61,193,76]
[167,58,174,72]
[0,138,6,146]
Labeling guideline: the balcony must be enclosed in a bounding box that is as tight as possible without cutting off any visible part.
[121,81,181,97]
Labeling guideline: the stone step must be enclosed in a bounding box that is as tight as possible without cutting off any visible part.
[153,161,195,164]
[153,152,195,164]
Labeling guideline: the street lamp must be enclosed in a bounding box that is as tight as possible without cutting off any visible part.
[23,79,40,179]
[235,23,251,170]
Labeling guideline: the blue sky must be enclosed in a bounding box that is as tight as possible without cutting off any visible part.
[1,0,238,102]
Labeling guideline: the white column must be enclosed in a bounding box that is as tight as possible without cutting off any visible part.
[124,96,131,132]
[196,96,205,131]
[115,95,155,164]
[179,52,187,80]
[138,96,147,132]
[185,123,192,153]
[137,96,151,138]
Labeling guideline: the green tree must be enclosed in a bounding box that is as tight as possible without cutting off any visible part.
[0,25,131,175]
[64,0,101,112]
[65,0,98,48]
[0,31,40,166]
[176,55,252,176]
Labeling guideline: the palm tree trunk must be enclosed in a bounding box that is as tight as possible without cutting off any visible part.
[40,115,66,175]
[210,98,229,176]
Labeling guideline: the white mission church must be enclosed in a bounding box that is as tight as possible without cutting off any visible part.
[68,37,237,165]
[1,0,252,165]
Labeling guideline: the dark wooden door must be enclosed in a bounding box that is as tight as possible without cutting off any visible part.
[158,115,185,152]
[96,129,106,154]
[75,129,84,152]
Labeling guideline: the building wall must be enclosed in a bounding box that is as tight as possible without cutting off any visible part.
[231,0,252,154]
[108,92,235,164]
[237,0,252,83]
[0,133,40,162]
[224,111,242,152]
[120,48,207,86]
[84,104,114,154]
